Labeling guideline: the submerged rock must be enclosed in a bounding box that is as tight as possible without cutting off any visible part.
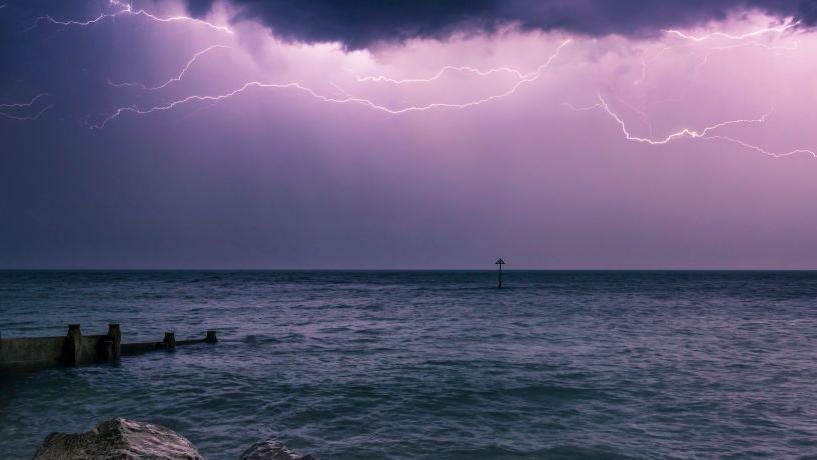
[239,439,317,460]
[32,418,202,460]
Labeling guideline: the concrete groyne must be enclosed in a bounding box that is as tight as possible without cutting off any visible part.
[0,324,217,369]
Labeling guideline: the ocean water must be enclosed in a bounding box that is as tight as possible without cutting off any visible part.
[2,270,817,459]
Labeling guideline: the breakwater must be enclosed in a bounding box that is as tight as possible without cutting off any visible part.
[0,324,217,369]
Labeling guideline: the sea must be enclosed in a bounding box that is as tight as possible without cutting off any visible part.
[2,270,817,459]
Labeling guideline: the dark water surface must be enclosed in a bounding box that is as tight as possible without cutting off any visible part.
[2,270,817,459]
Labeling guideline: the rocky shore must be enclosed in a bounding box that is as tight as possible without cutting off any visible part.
[32,418,316,460]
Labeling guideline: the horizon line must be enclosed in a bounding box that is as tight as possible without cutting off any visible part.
[3,267,817,272]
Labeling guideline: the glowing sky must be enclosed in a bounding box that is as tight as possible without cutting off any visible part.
[2,0,817,269]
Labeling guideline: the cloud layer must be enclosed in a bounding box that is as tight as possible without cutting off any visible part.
[185,0,817,48]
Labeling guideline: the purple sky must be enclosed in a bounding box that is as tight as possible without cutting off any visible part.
[1,1,817,269]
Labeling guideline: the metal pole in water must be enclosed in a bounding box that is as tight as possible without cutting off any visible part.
[495,258,506,288]
[163,331,176,350]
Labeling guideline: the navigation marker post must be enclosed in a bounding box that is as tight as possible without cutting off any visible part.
[495,258,506,288]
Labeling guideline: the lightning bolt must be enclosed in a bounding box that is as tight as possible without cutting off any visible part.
[640,21,801,86]
[596,94,768,144]
[354,40,581,86]
[692,40,799,79]
[568,95,816,159]
[613,95,655,137]
[584,20,810,158]
[631,47,673,87]
[665,20,799,42]
[700,135,817,158]
[357,65,528,85]
[91,40,571,129]
[107,45,231,90]
[0,93,48,109]
[633,56,648,86]
[30,0,232,34]
[19,2,814,160]
[1,104,54,121]
[0,93,53,121]
[562,102,603,112]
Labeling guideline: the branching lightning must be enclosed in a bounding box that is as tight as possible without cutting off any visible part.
[92,40,571,128]
[692,40,799,79]
[0,93,48,109]
[567,20,814,158]
[562,102,603,112]
[107,45,231,90]
[354,40,580,86]
[700,135,817,158]
[633,56,648,86]
[357,65,527,85]
[665,20,799,42]
[1,104,54,121]
[566,95,816,158]
[0,93,53,121]
[596,94,769,144]
[19,0,816,159]
[30,0,232,34]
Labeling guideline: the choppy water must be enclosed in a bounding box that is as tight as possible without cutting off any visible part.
[2,270,817,459]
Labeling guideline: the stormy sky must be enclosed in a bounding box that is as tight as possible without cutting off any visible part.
[1,0,817,269]
[186,0,817,48]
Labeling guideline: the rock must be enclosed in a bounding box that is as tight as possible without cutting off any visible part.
[32,418,202,460]
[239,439,317,460]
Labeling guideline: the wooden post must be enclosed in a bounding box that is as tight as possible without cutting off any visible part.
[101,338,115,361]
[107,324,121,359]
[163,331,176,350]
[64,324,82,366]
[205,330,218,343]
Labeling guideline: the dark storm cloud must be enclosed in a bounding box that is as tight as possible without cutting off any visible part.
[185,0,817,49]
